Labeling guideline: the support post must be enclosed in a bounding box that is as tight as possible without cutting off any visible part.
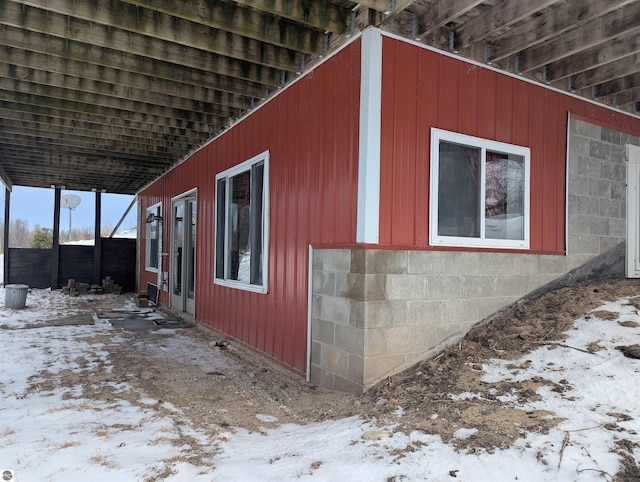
[3,187,9,286]
[51,187,61,289]
[93,191,102,285]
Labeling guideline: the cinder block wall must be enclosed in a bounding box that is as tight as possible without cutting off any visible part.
[310,119,640,394]
[568,120,636,258]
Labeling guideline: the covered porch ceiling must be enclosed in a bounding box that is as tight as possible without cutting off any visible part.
[0,0,639,195]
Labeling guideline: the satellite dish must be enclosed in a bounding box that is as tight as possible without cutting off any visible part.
[61,194,81,210]
[60,194,82,241]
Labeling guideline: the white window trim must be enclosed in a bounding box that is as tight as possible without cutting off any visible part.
[145,202,161,272]
[214,150,270,294]
[429,128,531,250]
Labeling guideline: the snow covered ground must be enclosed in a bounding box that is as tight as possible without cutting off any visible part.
[1,288,639,481]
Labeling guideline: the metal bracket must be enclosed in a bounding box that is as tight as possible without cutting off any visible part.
[384,0,396,15]
[449,30,457,53]
[348,10,356,37]
[483,44,492,65]
[298,54,306,74]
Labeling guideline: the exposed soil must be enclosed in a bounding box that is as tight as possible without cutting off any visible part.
[365,281,640,445]
[16,279,640,478]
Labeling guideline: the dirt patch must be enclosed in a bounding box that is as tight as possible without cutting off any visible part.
[364,279,640,452]
[14,280,640,468]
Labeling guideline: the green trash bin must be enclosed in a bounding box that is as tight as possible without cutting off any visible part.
[5,284,28,309]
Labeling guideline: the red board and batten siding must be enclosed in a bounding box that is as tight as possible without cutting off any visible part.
[379,36,640,252]
[138,42,361,375]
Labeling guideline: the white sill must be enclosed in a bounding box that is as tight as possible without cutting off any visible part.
[430,237,530,250]
[214,278,268,294]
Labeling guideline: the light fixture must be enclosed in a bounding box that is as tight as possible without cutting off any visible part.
[145,213,163,223]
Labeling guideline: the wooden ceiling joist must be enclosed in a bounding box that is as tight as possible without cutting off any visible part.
[0,1,303,73]
[488,0,637,63]
[0,26,282,89]
[0,0,637,195]
[515,2,640,74]
[454,0,561,50]
[546,30,640,82]
[1,52,262,106]
[19,0,325,55]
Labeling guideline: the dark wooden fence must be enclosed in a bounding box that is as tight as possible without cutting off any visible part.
[7,238,136,292]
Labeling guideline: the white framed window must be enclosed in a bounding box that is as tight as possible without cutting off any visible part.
[214,151,269,293]
[430,129,530,249]
[145,202,161,271]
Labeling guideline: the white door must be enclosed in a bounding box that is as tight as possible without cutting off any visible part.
[626,144,640,277]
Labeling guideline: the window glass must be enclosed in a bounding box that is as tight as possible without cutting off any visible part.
[485,152,525,241]
[229,169,252,283]
[145,204,161,270]
[215,152,268,292]
[430,129,530,249]
[437,142,480,238]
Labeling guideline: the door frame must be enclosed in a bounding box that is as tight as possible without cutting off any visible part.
[170,188,197,314]
[626,144,640,278]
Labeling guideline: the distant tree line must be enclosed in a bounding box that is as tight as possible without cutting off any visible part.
[0,219,116,249]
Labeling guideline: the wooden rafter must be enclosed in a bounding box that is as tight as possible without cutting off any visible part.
[455,0,561,50]
[489,0,638,63]
[0,1,303,73]
[0,0,637,194]
[547,31,640,82]
[415,0,485,39]
[516,2,640,73]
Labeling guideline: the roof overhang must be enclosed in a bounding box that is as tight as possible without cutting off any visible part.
[0,0,638,194]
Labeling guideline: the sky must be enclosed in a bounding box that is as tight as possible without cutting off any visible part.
[1,186,137,233]
[1,289,639,481]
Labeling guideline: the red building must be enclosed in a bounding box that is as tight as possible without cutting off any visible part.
[139,29,640,394]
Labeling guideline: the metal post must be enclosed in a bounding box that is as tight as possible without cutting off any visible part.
[3,187,9,286]
[51,187,61,289]
[93,191,102,285]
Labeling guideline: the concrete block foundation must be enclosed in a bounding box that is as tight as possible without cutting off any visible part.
[310,118,639,395]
